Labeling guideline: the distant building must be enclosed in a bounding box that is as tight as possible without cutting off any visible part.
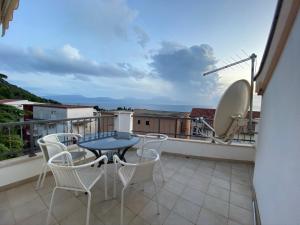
[133,109,191,138]
[0,99,42,110]
[190,107,260,136]
[23,104,97,138]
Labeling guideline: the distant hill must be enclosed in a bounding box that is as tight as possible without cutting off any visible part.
[0,74,60,104]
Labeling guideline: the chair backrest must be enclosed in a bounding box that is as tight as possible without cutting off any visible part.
[43,134,60,143]
[141,133,168,154]
[124,150,159,185]
[37,138,66,162]
[48,151,85,191]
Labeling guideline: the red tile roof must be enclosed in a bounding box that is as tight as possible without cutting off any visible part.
[190,108,260,119]
[190,108,216,119]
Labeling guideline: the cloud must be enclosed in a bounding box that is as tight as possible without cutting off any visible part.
[149,42,220,103]
[61,0,138,40]
[0,44,146,79]
[133,26,150,48]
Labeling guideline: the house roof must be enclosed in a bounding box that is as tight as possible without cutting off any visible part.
[190,108,260,119]
[255,0,300,94]
[0,99,22,104]
[190,108,216,119]
[25,104,93,109]
[134,109,190,118]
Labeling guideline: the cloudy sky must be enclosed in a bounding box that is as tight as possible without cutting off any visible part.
[0,0,277,108]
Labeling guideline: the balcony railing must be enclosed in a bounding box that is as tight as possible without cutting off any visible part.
[132,115,256,144]
[0,115,115,160]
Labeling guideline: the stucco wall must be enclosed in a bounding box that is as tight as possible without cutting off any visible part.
[253,12,300,225]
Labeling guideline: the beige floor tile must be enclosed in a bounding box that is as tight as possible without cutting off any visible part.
[101,203,135,225]
[171,173,192,184]
[181,187,205,206]
[228,219,244,225]
[41,189,74,207]
[92,199,119,218]
[0,207,15,225]
[164,211,194,225]
[196,166,214,176]
[230,192,252,211]
[187,177,210,193]
[128,216,150,225]
[12,197,46,223]
[78,188,107,206]
[51,197,84,221]
[211,177,230,190]
[163,178,186,195]
[17,209,57,225]
[229,204,254,225]
[203,195,229,218]
[60,206,103,225]
[230,183,252,198]
[207,184,230,202]
[200,161,216,169]
[0,191,9,209]
[155,189,178,210]
[35,175,55,196]
[173,197,201,224]
[213,170,231,182]
[231,174,251,186]
[139,200,170,225]
[197,208,228,225]
[7,183,39,208]
[178,166,195,177]
[124,191,150,214]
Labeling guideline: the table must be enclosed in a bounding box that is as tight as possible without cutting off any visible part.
[78,132,140,165]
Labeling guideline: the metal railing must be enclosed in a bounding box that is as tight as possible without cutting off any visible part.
[132,115,256,144]
[0,115,115,160]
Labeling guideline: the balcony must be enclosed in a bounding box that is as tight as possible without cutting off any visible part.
[0,112,255,225]
[0,151,254,225]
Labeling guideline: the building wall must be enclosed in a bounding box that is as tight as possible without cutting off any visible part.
[253,12,300,225]
[33,106,67,120]
[67,108,94,118]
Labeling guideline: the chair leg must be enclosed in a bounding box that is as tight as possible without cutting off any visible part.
[36,164,46,190]
[159,160,166,182]
[113,164,117,198]
[104,166,108,200]
[47,187,57,225]
[153,182,160,215]
[40,165,48,189]
[86,191,91,225]
[120,188,125,225]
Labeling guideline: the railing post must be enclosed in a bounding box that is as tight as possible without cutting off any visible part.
[158,118,161,133]
[29,123,36,157]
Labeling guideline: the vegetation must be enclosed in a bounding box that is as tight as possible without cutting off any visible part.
[0,73,60,104]
[0,134,23,159]
[0,104,23,123]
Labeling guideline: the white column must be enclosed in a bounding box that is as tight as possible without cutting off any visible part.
[113,111,134,133]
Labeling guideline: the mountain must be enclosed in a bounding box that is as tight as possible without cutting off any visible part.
[0,74,60,104]
[46,94,210,112]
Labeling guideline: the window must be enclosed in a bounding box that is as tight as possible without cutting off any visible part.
[146,121,150,126]
[137,120,141,125]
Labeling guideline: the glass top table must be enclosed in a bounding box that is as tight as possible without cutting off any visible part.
[78,132,140,165]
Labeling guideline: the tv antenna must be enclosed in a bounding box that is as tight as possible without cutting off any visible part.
[203,53,257,130]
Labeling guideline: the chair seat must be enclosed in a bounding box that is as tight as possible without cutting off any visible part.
[119,166,135,186]
[77,166,104,189]
[136,148,158,159]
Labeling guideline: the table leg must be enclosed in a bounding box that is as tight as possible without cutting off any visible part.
[119,146,132,162]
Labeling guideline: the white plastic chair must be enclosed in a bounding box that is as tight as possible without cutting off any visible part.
[36,133,87,190]
[113,150,160,225]
[47,150,108,225]
[136,133,168,182]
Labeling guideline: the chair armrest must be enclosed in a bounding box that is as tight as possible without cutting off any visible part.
[73,155,108,169]
[113,155,136,166]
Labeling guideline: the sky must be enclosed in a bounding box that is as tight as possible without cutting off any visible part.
[0,0,277,109]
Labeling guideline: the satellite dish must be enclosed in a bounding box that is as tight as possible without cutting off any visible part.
[213,79,251,141]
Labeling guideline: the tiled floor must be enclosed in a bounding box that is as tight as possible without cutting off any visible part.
[0,151,254,225]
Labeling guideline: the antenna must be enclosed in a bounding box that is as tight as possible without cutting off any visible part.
[203,53,257,130]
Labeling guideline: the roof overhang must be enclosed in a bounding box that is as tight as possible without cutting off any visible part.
[255,0,300,95]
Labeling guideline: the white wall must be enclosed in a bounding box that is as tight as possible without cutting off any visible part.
[158,138,254,162]
[253,12,300,225]
[114,111,133,132]
[33,107,67,120]
[67,108,94,118]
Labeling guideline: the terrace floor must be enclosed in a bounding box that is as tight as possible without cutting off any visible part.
[0,151,254,225]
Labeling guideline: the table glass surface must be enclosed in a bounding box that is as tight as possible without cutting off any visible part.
[78,133,140,150]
